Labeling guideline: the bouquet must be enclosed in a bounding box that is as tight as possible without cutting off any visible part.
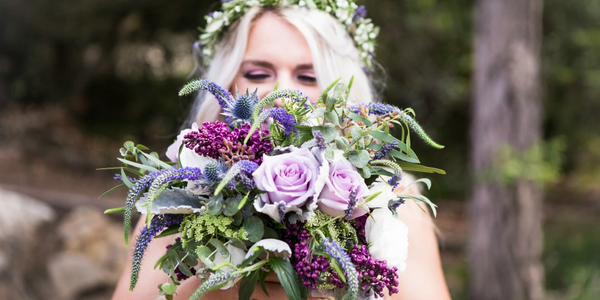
[103,78,444,300]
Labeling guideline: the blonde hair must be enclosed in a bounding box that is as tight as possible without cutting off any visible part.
[186,6,380,125]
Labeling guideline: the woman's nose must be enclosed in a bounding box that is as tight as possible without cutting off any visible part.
[273,74,298,108]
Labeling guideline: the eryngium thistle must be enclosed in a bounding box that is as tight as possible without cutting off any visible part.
[130,214,183,291]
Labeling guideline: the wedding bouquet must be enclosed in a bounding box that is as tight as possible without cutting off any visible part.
[103,78,444,300]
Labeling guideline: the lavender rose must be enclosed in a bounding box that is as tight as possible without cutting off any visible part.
[253,147,321,222]
[317,157,369,219]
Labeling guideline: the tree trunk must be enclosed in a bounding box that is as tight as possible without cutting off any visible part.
[469,0,544,299]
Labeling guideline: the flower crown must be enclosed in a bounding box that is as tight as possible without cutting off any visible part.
[199,0,379,68]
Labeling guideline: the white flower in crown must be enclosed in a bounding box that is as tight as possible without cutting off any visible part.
[197,0,379,68]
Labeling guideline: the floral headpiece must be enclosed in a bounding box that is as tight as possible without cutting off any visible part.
[199,0,380,68]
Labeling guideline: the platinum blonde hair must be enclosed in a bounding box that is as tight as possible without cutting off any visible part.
[186,6,380,125]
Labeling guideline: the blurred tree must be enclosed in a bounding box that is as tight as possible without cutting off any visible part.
[469,0,545,299]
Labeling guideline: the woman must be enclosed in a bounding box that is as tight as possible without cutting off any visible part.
[112,2,451,299]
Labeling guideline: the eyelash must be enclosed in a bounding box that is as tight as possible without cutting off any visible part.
[244,73,270,80]
[298,75,317,82]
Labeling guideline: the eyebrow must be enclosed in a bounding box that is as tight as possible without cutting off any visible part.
[241,60,314,71]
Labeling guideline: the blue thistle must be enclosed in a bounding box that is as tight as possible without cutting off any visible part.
[204,160,226,183]
[130,214,183,291]
[322,238,359,300]
[224,89,259,124]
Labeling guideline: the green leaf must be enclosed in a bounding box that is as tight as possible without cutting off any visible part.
[103,206,125,214]
[97,167,144,177]
[178,263,194,278]
[259,271,270,297]
[334,137,349,150]
[223,196,241,216]
[207,195,224,215]
[155,226,180,238]
[312,124,337,142]
[324,111,339,126]
[396,162,446,174]
[347,150,370,168]
[196,246,216,268]
[209,239,230,258]
[240,247,263,267]
[370,130,398,144]
[270,257,306,300]
[167,250,181,265]
[141,152,173,170]
[328,259,347,283]
[120,168,133,189]
[347,112,373,127]
[389,149,419,163]
[161,282,177,295]
[239,271,260,300]
[402,194,438,217]
[350,125,362,141]
[360,167,371,178]
[309,107,326,119]
[117,158,159,173]
[331,83,348,104]
[317,77,341,104]
[243,216,264,243]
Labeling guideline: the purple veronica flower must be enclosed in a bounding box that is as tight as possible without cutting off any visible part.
[130,214,183,290]
[353,5,368,22]
[373,141,399,160]
[264,107,297,135]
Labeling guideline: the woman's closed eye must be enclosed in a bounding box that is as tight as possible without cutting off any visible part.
[298,74,317,83]
[244,72,271,80]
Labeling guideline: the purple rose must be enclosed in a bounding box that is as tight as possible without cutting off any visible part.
[317,157,369,219]
[253,148,321,207]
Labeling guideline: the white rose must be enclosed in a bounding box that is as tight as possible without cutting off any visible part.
[365,208,409,275]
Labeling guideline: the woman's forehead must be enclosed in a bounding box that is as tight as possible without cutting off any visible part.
[244,13,313,67]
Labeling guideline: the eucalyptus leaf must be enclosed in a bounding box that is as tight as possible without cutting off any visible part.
[161,282,177,295]
[243,216,264,243]
[178,263,194,278]
[223,196,241,216]
[350,125,361,141]
[347,150,370,168]
[309,107,326,119]
[209,239,230,258]
[390,149,420,164]
[207,196,223,215]
[324,111,339,126]
[167,250,181,265]
[196,246,216,268]
[312,124,336,142]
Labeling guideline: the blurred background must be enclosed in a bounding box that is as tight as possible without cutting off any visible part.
[0,0,598,299]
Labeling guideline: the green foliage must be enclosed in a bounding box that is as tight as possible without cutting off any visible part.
[180,213,248,243]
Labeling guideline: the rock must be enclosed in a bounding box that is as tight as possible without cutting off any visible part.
[47,252,112,300]
[55,206,128,287]
[0,188,56,299]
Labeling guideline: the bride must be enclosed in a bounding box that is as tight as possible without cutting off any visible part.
[112,1,450,299]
